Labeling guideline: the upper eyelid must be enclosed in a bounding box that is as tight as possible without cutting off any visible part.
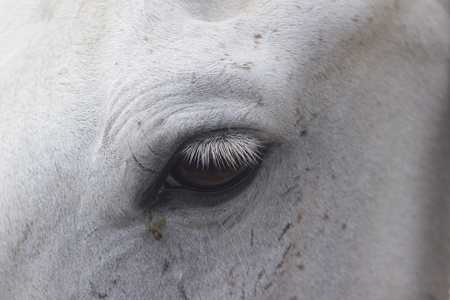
[134,128,267,176]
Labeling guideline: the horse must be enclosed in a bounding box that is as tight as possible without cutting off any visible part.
[1,0,449,299]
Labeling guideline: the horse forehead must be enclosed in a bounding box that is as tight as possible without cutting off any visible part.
[106,0,369,59]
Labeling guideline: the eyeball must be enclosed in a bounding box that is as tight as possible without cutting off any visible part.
[166,157,253,191]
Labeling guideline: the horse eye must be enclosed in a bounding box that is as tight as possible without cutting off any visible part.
[165,158,253,192]
[163,132,264,192]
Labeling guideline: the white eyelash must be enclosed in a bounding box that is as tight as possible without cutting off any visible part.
[180,134,263,170]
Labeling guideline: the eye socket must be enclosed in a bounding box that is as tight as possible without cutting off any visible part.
[165,158,254,192]
[164,132,264,193]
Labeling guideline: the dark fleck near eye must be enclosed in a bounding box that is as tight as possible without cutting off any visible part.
[164,133,263,192]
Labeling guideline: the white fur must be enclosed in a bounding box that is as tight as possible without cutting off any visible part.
[0,0,449,299]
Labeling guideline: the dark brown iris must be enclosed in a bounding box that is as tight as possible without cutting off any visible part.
[167,158,250,191]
